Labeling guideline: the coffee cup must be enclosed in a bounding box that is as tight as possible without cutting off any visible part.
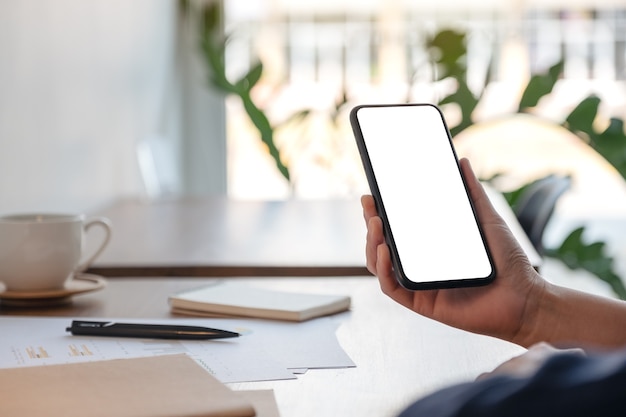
[0,213,112,292]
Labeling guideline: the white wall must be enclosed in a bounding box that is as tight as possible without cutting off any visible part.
[0,0,227,215]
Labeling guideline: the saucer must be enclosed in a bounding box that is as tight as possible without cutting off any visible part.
[0,274,106,307]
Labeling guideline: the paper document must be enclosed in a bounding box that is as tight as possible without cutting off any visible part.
[0,316,355,383]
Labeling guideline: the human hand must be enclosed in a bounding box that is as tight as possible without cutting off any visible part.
[476,342,586,380]
[362,158,546,347]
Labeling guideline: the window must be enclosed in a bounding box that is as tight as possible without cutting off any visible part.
[219,1,626,200]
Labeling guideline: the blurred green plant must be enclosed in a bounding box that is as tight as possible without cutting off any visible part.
[181,0,297,182]
[184,1,356,191]
[428,29,626,299]
[182,4,626,298]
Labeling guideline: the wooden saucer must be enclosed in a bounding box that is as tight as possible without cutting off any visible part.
[0,274,106,307]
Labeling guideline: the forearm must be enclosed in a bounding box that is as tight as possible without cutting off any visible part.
[518,281,626,349]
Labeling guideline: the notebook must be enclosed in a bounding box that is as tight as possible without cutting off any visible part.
[0,354,257,417]
[169,281,351,322]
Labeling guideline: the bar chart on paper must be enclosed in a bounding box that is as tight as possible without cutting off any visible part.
[68,344,94,357]
[4,333,195,368]
[24,346,50,360]
[11,342,96,366]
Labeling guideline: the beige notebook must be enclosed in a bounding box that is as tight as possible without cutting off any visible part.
[169,281,351,322]
[0,354,256,417]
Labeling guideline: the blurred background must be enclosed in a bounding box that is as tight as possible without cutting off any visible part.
[4,0,626,297]
[1,0,625,211]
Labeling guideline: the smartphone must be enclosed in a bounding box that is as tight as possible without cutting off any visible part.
[350,103,495,290]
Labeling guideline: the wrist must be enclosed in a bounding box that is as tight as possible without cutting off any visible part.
[511,276,556,348]
[512,279,626,349]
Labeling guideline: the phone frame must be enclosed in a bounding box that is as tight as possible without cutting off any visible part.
[350,103,495,290]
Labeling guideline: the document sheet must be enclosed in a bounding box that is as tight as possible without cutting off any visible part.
[0,316,355,383]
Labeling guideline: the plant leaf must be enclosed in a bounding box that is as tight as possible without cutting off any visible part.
[563,96,626,182]
[588,118,626,181]
[518,60,564,111]
[440,79,479,137]
[564,95,600,136]
[545,226,626,300]
[192,2,290,182]
[426,30,466,80]
[235,61,263,93]
[240,93,290,180]
[201,2,221,36]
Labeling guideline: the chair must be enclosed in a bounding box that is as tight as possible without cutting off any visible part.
[513,174,571,255]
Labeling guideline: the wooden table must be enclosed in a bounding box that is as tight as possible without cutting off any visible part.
[0,276,524,417]
[87,196,540,277]
[87,198,368,277]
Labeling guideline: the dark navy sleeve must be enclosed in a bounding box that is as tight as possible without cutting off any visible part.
[399,349,626,417]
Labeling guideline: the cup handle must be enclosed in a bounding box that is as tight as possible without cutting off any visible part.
[75,217,112,274]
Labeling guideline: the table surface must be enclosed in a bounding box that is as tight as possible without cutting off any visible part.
[88,198,369,277]
[87,195,540,277]
[0,276,524,417]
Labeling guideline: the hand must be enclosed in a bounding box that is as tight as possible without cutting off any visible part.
[362,158,546,347]
[476,342,586,380]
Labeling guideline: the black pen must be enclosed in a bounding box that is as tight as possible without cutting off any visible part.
[66,320,240,340]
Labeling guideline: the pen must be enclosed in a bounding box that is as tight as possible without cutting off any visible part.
[66,320,240,340]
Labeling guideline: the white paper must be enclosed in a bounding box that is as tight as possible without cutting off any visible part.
[0,316,355,383]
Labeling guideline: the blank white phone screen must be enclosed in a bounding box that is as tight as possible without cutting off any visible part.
[355,105,492,283]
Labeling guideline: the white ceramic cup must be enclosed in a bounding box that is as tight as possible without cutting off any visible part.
[0,213,112,292]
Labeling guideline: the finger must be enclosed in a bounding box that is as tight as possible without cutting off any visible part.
[361,194,377,223]
[475,372,491,381]
[527,341,557,352]
[528,342,586,357]
[376,243,415,310]
[376,243,397,294]
[366,216,384,275]
[459,158,503,226]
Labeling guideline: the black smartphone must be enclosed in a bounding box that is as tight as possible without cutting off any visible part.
[350,103,495,290]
